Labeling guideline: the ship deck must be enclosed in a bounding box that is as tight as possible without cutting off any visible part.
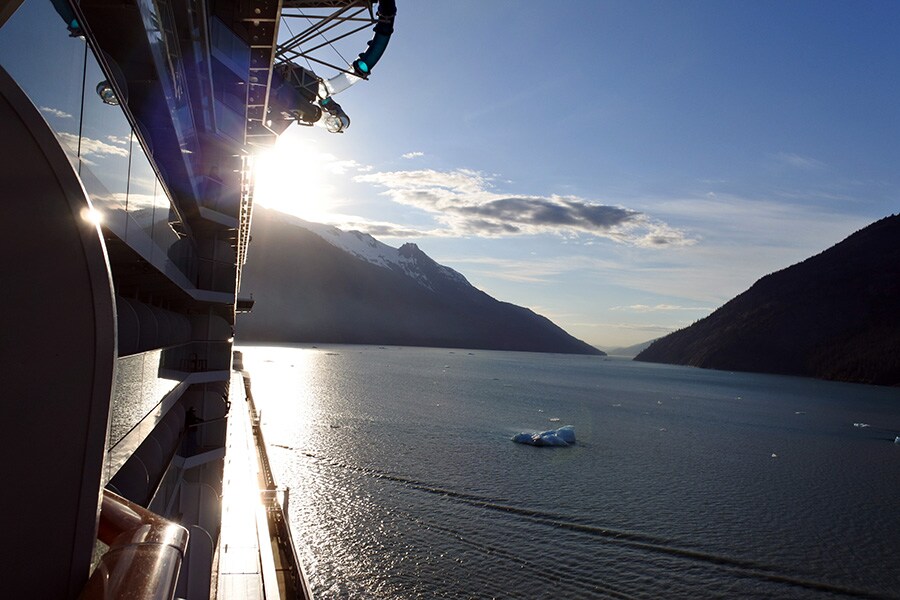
[216,373,270,599]
[217,371,312,600]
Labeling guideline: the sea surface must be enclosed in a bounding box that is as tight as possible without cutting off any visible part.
[238,344,900,599]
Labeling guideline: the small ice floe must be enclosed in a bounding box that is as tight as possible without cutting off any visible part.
[512,425,576,447]
[853,422,871,428]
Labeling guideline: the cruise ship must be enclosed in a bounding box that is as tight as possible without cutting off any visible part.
[0,0,394,597]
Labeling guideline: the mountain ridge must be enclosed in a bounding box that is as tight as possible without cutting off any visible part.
[237,207,603,355]
[635,214,900,385]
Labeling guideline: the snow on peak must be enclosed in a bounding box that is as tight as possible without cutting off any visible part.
[289,218,470,290]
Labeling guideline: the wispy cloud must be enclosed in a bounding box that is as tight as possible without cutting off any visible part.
[771,152,826,170]
[57,132,129,158]
[354,169,694,247]
[647,193,866,252]
[443,256,583,284]
[331,218,438,240]
[573,321,681,334]
[40,106,72,119]
[401,151,424,159]
[611,304,714,313]
[319,155,371,175]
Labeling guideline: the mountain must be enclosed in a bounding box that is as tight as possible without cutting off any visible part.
[606,339,657,358]
[635,214,900,386]
[237,207,603,355]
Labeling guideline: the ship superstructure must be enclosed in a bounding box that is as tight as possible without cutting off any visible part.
[0,0,393,597]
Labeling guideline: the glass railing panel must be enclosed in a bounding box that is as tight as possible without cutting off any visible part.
[124,143,160,241]
[160,341,232,373]
[78,50,131,214]
[109,349,180,449]
[0,0,87,165]
[151,177,181,259]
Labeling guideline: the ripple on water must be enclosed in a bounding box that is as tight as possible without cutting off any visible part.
[245,345,900,599]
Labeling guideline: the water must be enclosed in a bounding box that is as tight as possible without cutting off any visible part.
[239,344,900,599]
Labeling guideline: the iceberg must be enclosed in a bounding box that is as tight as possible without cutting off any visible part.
[512,425,576,447]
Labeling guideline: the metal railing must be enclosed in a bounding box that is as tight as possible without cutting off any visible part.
[235,153,254,293]
[79,491,189,600]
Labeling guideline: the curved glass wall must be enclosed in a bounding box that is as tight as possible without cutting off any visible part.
[0,0,198,287]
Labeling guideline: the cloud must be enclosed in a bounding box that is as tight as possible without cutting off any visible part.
[574,321,681,334]
[315,154,371,175]
[647,193,864,253]
[40,106,72,119]
[771,152,826,170]
[401,151,424,159]
[57,132,129,158]
[611,304,713,313]
[443,256,582,284]
[330,218,438,239]
[354,169,694,247]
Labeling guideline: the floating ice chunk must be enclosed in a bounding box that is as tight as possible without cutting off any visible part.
[512,425,576,447]
[555,425,576,444]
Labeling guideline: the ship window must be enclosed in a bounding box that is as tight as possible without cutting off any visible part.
[209,16,249,77]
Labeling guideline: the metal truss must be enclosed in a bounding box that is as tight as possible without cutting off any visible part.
[276,1,377,78]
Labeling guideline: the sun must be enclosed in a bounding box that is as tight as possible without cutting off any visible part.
[253,131,339,223]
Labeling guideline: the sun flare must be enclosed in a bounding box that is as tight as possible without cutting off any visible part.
[253,134,339,223]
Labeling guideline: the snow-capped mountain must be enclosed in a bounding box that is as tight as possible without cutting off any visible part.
[238,207,603,355]
[294,217,470,291]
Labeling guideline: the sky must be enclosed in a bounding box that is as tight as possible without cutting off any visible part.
[254,0,900,349]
